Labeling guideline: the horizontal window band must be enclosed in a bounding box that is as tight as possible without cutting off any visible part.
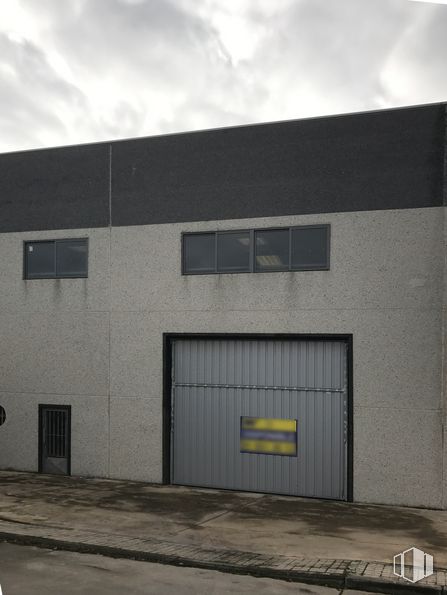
[182,225,330,275]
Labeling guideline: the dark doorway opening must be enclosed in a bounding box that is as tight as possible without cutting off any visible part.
[39,405,71,475]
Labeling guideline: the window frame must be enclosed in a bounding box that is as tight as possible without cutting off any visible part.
[254,227,291,273]
[23,238,89,280]
[215,229,252,274]
[182,224,330,275]
[290,224,331,272]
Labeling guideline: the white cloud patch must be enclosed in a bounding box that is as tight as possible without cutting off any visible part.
[409,1,447,5]
[0,32,87,148]
[0,0,446,152]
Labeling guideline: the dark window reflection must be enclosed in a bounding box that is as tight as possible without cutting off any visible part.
[183,234,215,273]
[26,242,55,278]
[255,229,289,271]
[57,241,88,276]
[217,232,250,272]
[291,227,328,269]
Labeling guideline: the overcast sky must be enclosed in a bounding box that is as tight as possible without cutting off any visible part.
[0,0,446,152]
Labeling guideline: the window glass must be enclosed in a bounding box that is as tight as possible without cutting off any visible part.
[217,231,250,272]
[183,233,215,273]
[26,242,55,278]
[56,240,88,277]
[182,225,330,275]
[291,226,329,269]
[255,229,289,271]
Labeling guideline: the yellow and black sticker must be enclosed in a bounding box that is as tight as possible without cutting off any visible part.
[240,416,297,456]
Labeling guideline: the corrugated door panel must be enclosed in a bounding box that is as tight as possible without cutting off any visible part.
[171,338,348,499]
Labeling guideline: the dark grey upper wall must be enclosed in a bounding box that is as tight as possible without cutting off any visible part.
[0,103,445,233]
[111,103,446,226]
[0,144,110,233]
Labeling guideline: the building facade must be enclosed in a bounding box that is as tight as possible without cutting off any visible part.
[0,103,446,508]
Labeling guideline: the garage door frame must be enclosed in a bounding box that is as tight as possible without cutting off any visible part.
[162,333,353,501]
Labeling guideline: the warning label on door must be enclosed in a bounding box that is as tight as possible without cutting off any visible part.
[240,417,297,456]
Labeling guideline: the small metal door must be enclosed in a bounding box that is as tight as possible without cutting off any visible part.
[39,405,71,475]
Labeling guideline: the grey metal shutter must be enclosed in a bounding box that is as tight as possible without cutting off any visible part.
[171,338,348,500]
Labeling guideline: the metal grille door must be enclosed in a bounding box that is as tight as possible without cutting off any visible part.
[39,405,71,475]
[171,338,348,500]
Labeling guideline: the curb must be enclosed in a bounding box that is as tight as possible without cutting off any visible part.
[0,529,445,594]
[344,575,444,595]
[0,530,342,589]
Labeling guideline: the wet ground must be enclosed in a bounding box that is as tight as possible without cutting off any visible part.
[0,470,445,567]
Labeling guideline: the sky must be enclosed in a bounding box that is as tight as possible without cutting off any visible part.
[0,0,446,153]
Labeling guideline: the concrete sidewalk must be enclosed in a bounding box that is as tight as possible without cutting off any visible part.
[0,471,446,593]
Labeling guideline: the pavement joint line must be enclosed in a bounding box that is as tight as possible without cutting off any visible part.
[172,494,268,537]
[1,520,447,593]
[191,508,236,528]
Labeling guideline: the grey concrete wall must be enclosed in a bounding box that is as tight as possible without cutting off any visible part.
[0,207,445,508]
[0,393,109,476]
[0,228,111,478]
[109,206,444,507]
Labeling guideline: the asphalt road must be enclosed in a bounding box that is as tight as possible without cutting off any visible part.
[0,542,371,595]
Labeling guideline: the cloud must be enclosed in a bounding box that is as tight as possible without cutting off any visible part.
[236,0,446,118]
[381,3,447,104]
[0,32,86,149]
[0,0,446,152]
[408,0,447,4]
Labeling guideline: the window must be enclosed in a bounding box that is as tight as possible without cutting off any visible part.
[182,233,215,273]
[255,229,289,272]
[24,239,88,279]
[217,231,250,272]
[183,225,330,274]
[291,226,329,270]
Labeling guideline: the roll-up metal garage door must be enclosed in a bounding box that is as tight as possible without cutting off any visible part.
[170,338,348,500]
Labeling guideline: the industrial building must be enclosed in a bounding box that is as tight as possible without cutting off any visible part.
[0,102,445,508]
